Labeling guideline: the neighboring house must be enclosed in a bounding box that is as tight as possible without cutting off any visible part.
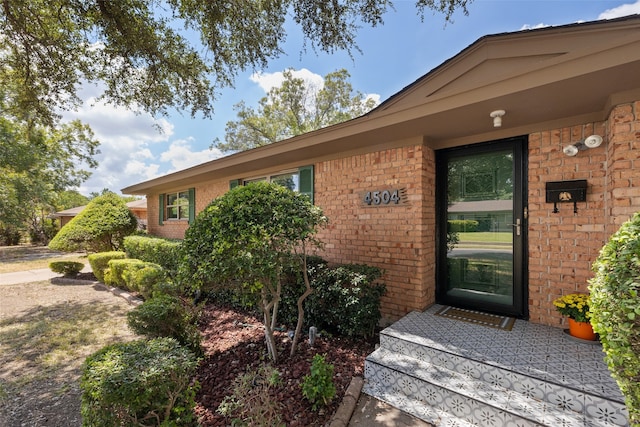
[122,16,640,328]
[51,199,148,229]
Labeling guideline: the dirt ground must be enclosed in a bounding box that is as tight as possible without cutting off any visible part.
[0,277,138,426]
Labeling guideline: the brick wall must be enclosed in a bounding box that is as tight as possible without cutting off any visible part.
[528,101,640,326]
[313,143,436,323]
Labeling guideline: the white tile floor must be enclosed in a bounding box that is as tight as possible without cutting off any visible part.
[364,304,629,426]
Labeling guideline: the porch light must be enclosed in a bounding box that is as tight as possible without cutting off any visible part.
[562,135,603,157]
[490,110,506,127]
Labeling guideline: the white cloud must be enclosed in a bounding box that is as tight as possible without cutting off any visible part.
[599,0,640,19]
[160,138,224,172]
[250,68,324,93]
[519,23,550,31]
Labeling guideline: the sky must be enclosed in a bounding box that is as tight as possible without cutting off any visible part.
[61,0,640,197]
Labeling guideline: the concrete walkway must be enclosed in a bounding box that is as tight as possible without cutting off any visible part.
[0,266,92,286]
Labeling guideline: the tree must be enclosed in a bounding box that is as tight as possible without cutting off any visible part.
[179,182,327,362]
[0,102,99,244]
[49,192,137,253]
[0,1,470,126]
[214,68,378,152]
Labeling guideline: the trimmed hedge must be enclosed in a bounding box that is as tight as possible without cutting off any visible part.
[104,258,145,290]
[87,251,126,282]
[49,261,84,277]
[447,219,479,232]
[123,235,182,279]
[126,263,166,299]
[80,338,199,426]
[589,212,640,424]
[127,294,202,356]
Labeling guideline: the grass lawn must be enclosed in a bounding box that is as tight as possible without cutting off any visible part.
[0,246,87,274]
[458,232,511,243]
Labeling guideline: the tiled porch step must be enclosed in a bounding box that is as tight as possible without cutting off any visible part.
[365,348,592,426]
[376,332,628,422]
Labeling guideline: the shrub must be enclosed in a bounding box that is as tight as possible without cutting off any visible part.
[49,192,137,253]
[104,258,145,290]
[0,224,21,246]
[49,261,84,277]
[217,364,283,426]
[80,338,199,426]
[589,212,640,425]
[301,354,336,411]
[127,294,202,356]
[123,235,182,279]
[126,263,166,299]
[277,256,328,327]
[307,264,385,338]
[87,251,126,283]
[447,219,479,232]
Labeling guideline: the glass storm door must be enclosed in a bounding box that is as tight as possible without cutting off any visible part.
[436,137,527,317]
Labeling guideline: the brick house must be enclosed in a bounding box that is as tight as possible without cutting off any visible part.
[122,16,640,328]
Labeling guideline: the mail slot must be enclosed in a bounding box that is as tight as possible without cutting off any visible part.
[545,180,587,213]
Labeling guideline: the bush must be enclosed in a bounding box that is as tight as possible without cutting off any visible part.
[49,192,137,253]
[123,235,182,279]
[589,212,640,425]
[301,354,336,411]
[49,261,84,277]
[126,263,166,299]
[0,224,21,246]
[80,338,199,426]
[87,251,126,283]
[127,294,202,356]
[277,256,328,327]
[307,264,385,338]
[104,258,145,290]
[447,219,479,232]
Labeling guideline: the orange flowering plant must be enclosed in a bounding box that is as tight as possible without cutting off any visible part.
[553,293,591,323]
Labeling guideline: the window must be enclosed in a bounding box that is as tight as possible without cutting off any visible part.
[230,165,313,203]
[159,188,195,225]
[166,191,189,220]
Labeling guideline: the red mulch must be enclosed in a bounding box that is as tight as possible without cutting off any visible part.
[194,304,376,426]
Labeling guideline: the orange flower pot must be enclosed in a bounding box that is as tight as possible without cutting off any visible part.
[568,318,596,341]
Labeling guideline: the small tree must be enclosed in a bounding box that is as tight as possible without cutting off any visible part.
[49,193,137,253]
[179,182,326,362]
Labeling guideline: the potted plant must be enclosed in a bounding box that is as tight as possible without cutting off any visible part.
[553,293,596,340]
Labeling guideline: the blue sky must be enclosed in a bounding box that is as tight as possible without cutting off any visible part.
[63,0,640,196]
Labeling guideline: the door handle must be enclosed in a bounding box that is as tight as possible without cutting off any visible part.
[508,218,521,236]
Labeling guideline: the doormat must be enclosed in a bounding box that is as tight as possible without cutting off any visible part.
[435,306,515,331]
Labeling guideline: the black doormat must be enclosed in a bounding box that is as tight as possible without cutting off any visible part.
[435,306,515,331]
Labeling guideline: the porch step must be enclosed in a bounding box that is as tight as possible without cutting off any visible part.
[363,310,629,427]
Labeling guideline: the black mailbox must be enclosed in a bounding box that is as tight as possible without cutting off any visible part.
[545,180,587,213]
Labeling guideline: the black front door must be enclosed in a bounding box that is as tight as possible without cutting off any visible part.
[436,137,528,317]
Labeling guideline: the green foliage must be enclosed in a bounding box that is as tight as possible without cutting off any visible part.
[217,364,284,427]
[301,354,336,411]
[180,182,327,362]
[87,251,126,283]
[0,224,21,246]
[49,261,84,277]
[0,1,466,127]
[104,258,145,290]
[447,219,479,232]
[589,212,640,424]
[307,264,386,338]
[49,193,137,253]
[80,338,199,426]
[214,68,378,152]
[127,294,202,356]
[126,263,167,299]
[123,235,182,280]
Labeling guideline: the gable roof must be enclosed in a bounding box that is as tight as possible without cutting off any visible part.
[50,199,147,218]
[123,15,640,195]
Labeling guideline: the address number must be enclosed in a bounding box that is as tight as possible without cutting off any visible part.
[364,189,401,205]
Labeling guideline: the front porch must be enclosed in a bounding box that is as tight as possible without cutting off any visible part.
[364,305,629,426]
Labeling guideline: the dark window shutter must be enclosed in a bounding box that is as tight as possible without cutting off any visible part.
[188,188,196,224]
[158,194,165,225]
[299,165,314,203]
[230,179,240,190]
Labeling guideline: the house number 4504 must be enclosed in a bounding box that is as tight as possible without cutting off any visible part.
[364,189,401,205]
